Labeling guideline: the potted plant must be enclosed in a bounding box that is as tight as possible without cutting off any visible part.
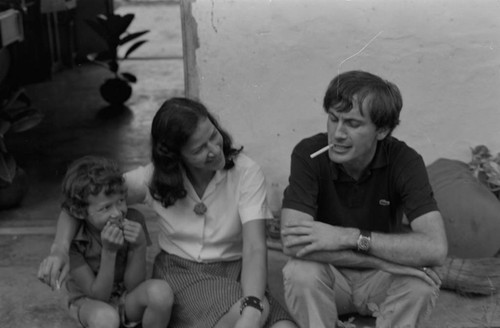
[85,13,149,107]
[469,145,500,199]
[0,87,43,209]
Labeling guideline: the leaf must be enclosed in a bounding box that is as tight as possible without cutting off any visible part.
[2,88,25,114]
[0,152,16,184]
[471,145,491,158]
[488,176,500,187]
[119,30,149,46]
[9,109,43,133]
[490,161,500,174]
[124,40,148,59]
[85,18,110,41]
[14,90,31,107]
[120,72,137,83]
[107,13,135,40]
[8,103,37,121]
[0,120,11,137]
[0,136,6,152]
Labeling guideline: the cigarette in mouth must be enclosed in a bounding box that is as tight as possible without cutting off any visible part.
[310,144,333,158]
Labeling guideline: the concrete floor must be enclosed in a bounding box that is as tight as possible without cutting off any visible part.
[1,2,500,328]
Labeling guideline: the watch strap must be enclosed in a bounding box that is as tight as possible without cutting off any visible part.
[240,296,264,314]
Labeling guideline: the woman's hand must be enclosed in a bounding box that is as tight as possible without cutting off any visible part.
[38,210,80,290]
[234,307,262,328]
[122,219,146,248]
[101,221,124,253]
[38,247,70,290]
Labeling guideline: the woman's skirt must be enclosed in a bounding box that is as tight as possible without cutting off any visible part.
[152,250,293,328]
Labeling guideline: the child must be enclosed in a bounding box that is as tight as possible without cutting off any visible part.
[59,156,172,328]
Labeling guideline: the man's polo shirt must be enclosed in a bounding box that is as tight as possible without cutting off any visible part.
[282,133,438,233]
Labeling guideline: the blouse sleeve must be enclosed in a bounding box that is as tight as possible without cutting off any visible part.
[238,157,273,224]
[124,164,153,205]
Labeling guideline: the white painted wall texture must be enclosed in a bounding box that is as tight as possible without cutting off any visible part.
[182,0,500,211]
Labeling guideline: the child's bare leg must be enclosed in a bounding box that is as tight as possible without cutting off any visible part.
[75,299,120,328]
[124,279,174,328]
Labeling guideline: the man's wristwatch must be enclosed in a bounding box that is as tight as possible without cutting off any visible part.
[357,230,372,253]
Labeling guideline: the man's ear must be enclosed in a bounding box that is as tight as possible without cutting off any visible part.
[376,128,390,140]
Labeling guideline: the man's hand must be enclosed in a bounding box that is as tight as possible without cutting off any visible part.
[101,221,124,253]
[122,219,146,248]
[37,248,70,291]
[281,221,355,257]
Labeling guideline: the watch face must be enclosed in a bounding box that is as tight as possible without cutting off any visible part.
[359,237,370,250]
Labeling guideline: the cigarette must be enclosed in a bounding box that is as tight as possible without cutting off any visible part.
[310,144,333,158]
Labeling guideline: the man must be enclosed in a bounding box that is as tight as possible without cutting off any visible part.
[280,70,447,328]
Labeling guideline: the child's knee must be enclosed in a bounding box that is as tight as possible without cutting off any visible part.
[87,306,120,328]
[145,279,174,308]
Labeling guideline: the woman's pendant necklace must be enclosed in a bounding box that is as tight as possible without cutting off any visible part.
[193,202,207,216]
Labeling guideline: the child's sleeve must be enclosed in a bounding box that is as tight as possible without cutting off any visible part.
[127,207,152,246]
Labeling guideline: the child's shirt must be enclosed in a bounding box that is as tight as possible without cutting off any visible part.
[66,208,151,305]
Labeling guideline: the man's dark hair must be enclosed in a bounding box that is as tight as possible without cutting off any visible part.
[323,70,402,134]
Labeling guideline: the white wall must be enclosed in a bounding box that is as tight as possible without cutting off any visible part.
[182,0,500,210]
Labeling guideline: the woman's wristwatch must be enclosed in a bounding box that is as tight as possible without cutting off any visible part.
[240,296,264,315]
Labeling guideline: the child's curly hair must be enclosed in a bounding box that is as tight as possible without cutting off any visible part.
[61,156,127,219]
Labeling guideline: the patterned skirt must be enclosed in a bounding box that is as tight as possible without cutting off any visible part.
[152,251,293,328]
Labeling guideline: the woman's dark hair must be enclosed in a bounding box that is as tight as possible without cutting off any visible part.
[323,70,402,134]
[61,156,126,219]
[149,97,242,208]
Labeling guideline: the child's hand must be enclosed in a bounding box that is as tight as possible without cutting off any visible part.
[122,219,146,248]
[101,221,124,252]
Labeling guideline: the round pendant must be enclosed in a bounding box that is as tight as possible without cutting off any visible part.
[194,202,207,215]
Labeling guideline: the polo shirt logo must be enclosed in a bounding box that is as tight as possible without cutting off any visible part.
[379,199,390,206]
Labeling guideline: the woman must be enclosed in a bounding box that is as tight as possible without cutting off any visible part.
[38,97,296,328]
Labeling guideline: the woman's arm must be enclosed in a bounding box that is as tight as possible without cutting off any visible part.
[123,165,149,205]
[238,219,268,327]
[37,211,81,290]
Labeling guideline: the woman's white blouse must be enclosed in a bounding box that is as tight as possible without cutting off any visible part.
[124,154,273,263]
